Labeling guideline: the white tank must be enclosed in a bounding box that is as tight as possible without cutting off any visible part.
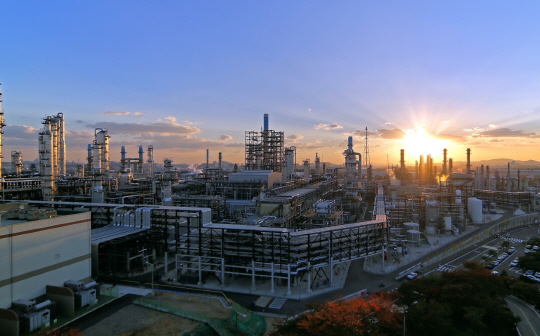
[444,216,452,230]
[403,222,420,231]
[407,229,420,243]
[468,197,483,223]
[455,189,462,204]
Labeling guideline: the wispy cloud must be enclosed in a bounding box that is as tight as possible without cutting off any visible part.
[85,121,200,135]
[219,134,233,140]
[314,123,343,130]
[377,128,406,139]
[102,111,131,116]
[286,134,304,141]
[477,128,540,138]
[165,116,177,123]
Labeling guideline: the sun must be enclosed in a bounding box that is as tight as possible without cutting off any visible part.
[402,127,448,162]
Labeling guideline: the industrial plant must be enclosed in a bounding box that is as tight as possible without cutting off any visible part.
[1,84,540,335]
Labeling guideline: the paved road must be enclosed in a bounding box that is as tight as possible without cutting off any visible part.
[506,296,540,336]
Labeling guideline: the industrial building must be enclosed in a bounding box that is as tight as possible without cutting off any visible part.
[0,202,92,336]
[0,82,539,305]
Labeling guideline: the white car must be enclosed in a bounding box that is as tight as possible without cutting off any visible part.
[534,246,539,250]
[525,249,532,254]
[510,261,519,267]
[492,271,499,275]
[407,272,418,280]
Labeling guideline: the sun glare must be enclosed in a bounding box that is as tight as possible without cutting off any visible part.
[403,128,448,162]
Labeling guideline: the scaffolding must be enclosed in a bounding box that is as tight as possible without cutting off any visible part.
[245,130,284,172]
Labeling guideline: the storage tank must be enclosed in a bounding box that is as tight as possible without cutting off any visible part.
[444,216,452,230]
[403,222,420,231]
[455,189,462,204]
[407,229,420,243]
[468,197,483,223]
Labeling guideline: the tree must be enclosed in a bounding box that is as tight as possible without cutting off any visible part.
[398,262,519,336]
[501,241,510,252]
[271,291,402,336]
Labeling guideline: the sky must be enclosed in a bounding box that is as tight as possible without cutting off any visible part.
[2,1,540,167]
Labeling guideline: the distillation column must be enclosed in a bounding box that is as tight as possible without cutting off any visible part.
[466,148,472,174]
[11,151,23,175]
[282,147,295,182]
[147,145,154,178]
[315,153,321,176]
[343,136,360,189]
[303,159,310,179]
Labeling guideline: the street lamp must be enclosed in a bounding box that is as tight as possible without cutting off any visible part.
[145,261,154,294]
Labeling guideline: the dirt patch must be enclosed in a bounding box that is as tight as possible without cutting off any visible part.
[82,292,278,336]
[82,304,200,336]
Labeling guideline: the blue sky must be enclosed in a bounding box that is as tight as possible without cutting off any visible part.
[2,1,540,166]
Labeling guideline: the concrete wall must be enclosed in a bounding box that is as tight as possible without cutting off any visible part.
[0,211,91,309]
[46,285,75,317]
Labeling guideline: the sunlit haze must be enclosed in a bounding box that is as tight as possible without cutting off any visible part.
[2,2,540,167]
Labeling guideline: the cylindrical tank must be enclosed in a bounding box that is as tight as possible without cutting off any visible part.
[444,216,452,230]
[407,229,420,243]
[468,197,483,223]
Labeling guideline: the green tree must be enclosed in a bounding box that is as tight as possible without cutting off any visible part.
[501,241,510,252]
[398,262,519,336]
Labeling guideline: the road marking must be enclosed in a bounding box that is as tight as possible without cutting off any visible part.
[507,299,539,336]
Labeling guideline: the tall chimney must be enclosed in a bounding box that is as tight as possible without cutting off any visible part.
[466,148,471,174]
[443,148,448,175]
[449,158,453,175]
[264,113,269,131]
[507,162,511,192]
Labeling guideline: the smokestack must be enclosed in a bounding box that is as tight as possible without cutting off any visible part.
[507,162,511,192]
[264,113,269,131]
[400,149,405,185]
[518,169,521,191]
[486,165,490,190]
[206,149,209,169]
[219,152,222,169]
[121,146,126,172]
[466,148,471,174]
[481,165,484,189]
[419,155,424,185]
[449,158,453,175]
[443,149,448,175]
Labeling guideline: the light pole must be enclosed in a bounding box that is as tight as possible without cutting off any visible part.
[145,261,154,294]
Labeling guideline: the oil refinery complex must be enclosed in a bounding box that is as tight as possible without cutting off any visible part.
[2,84,540,335]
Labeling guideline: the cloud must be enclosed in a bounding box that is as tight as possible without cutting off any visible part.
[384,122,392,126]
[468,141,482,145]
[476,128,540,138]
[489,139,503,142]
[219,134,233,141]
[286,134,304,141]
[130,133,243,149]
[184,120,200,125]
[488,124,497,129]
[165,116,177,123]
[133,112,143,117]
[76,120,85,124]
[429,132,467,143]
[345,129,377,137]
[314,123,343,130]
[85,121,200,135]
[102,111,131,116]
[377,128,406,139]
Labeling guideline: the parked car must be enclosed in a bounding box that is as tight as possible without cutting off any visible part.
[493,260,500,266]
[535,272,540,278]
[510,261,519,267]
[486,263,494,269]
[492,271,500,275]
[525,270,534,276]
[407,272,418,280]
[534,246,539,250]
[525,249,532,254]
[526,245,532,249]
